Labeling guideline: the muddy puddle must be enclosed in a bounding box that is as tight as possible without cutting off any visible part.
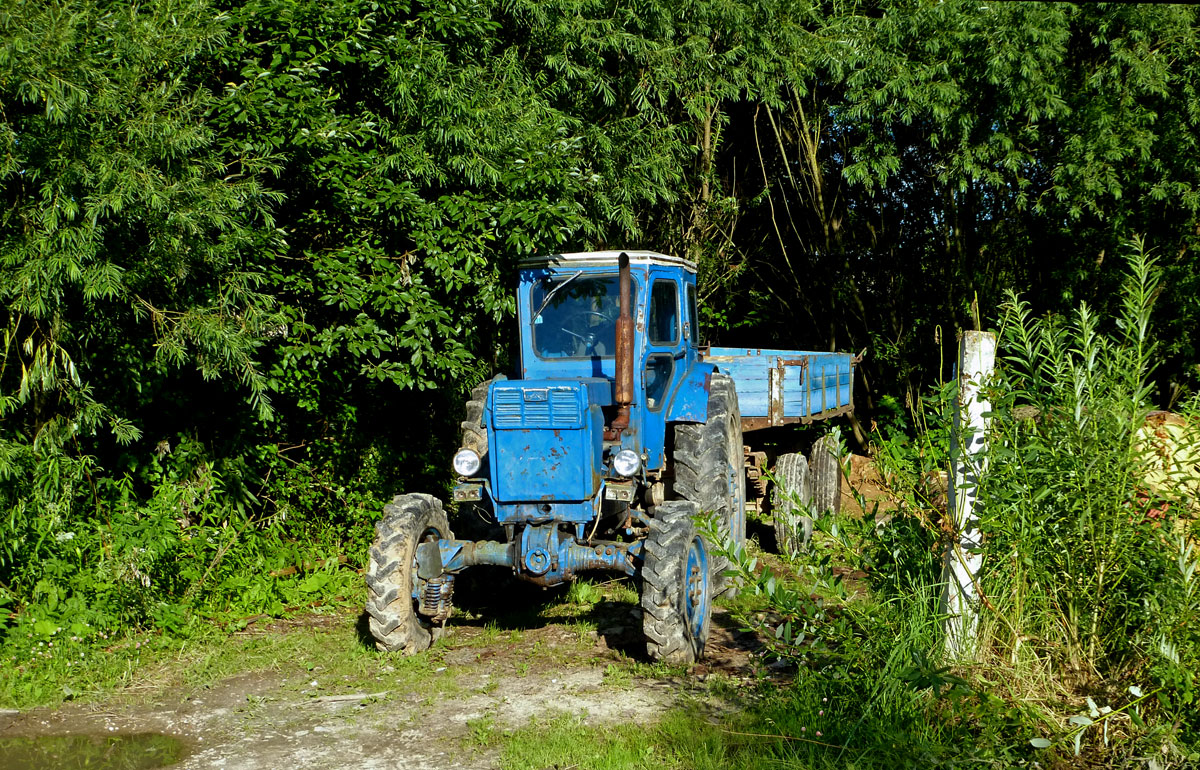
[0,732,187,769]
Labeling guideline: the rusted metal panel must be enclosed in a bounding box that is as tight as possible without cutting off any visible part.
[768,363,785,426]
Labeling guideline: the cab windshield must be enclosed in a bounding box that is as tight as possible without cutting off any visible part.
[531,275,635,358]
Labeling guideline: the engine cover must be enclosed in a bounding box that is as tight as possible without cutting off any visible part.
[488,379,607,504]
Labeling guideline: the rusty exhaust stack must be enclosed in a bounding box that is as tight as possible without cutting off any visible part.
[611,252,634,436]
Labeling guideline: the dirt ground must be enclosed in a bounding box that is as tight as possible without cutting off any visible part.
[0,456,892,769]
[0,605,769,770]
[841,453,897,518]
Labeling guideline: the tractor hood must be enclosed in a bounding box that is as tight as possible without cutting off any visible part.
[488,379,610,504]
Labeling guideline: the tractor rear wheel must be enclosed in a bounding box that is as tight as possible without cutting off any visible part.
[772,452,813,555]
[672,373,745,596]
[810,434,843,517]
[366,494,453,654]
[460,378,492,459]
[456,377,502,539]
[641,501,711,664]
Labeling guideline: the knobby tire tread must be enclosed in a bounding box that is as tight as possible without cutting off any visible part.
[810,434,842,517]
[672,374,745,597]
[365,494,452,654]
[772,452,813,555]
[641,501,708,664]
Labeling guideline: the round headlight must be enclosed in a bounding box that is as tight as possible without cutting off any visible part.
[612,449,641,478]
[453,448,482,477]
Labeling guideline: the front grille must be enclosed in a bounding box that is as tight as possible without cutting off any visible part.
[493,389,523,425]
[550,390,580,424]
[492,386,581,428]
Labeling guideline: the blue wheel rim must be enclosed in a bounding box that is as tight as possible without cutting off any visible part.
[684,535,711,643]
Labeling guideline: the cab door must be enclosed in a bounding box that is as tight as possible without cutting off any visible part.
[640,273,685,469]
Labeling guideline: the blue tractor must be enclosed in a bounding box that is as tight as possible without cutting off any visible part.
[366,251,855,663]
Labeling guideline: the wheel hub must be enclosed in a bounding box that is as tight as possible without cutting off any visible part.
[684,536,711,641]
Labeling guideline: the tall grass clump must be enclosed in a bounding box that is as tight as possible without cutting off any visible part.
[979,238,1199,747]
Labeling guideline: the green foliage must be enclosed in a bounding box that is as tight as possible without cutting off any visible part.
[722,1,1200,405]
[979,239,1165,673]
[842,241,1200,758]
[2,2,1199,739]
[0,0,294,656]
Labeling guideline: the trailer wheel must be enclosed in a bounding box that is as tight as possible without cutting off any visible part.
[672,373,746,597]
[641,501,711,664]
[772,452,814,555]
[809,434,843,517]
[366,494,453,654]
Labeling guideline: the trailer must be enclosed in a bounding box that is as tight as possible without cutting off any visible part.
[703,347,855,431]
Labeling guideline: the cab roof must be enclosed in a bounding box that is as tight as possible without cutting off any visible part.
[518,250,697,274]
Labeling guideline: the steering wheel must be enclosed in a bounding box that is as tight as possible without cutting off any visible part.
[560,311,615,355]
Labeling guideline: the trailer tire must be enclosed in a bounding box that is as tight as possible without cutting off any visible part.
[366,494,453,654]
[772,452,813,555]
[809,434,842,517]
[672,373,745,597]
[641,501,711,664]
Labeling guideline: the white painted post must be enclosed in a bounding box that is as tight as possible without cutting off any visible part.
[941,331,996,661]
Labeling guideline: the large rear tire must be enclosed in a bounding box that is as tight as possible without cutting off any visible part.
[810,434,843,517]
[460,378,491,459]
[772,452,813,555]
[641,501,711,664]
[672,373,745,596]
[365,494,453,654]
[456,377,501,539]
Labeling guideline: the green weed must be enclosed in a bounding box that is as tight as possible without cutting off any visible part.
[467,714,498,748]
[566,579,604,606]
[601,663,632,689]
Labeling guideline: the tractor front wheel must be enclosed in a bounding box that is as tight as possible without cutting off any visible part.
[365,494,453,654]
[641,501,712,664]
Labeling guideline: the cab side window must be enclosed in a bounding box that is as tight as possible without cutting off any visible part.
[644,354,672,411]
[648,280,679,346]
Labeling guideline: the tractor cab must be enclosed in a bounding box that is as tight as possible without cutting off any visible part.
[512,251,711,472]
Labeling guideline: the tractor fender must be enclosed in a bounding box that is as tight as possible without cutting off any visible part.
[666,361,717,423]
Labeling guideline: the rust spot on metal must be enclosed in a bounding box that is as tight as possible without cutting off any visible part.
[768,362,785,426]
[740,404,853,433]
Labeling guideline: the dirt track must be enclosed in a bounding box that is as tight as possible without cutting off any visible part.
[0,604,766,769]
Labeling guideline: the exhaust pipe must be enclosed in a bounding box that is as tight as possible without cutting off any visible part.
[612,252,634,436]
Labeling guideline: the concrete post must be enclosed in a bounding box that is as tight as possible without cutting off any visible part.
[941,331,996,661]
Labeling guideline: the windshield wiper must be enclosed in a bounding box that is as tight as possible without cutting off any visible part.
[531,270,584,322]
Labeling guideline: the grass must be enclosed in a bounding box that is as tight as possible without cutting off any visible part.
[486,539,1051,770]
[500,712,701,770]
[0,570,653,712]
[0,601,459,710]
[0,545,1072,770]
